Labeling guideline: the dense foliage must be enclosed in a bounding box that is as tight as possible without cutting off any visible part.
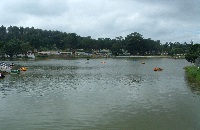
[0,25,193,58]
[185,44,200,63]
[185,66,200,84]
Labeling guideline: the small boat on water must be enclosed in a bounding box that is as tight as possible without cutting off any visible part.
[10,63,15,67]
[20,67,27,71]
[0,62,24,74]
[154,67,163,71]
[11,69,20,74]
[0,62,12,73]
[0,73,5,79]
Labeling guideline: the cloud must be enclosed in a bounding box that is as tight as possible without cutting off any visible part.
[0,0,200,43]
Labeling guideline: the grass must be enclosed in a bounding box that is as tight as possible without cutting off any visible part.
[184,66,200,84]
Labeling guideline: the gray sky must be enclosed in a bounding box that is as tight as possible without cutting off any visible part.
[1,0,200,44]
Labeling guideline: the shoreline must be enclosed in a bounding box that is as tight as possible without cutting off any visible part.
[0,55,185,60]
[184,66,200,85]
[115,55,172,58]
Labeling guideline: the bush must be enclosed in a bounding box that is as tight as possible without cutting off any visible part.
[185,66,200,83]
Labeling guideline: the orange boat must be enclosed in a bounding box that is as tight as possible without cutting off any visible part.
[154,67,163,71]
[20,67,27,71]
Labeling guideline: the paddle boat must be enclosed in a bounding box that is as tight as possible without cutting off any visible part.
[11,69,20,74]
[20,67,27,71]
[10,63,15,67]
[0,62,12,73]
[154,67,163,71]
[0,73,5,79]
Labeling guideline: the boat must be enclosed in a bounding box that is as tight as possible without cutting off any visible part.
[154,67,163,71]
[0,73,5,79]
[10,63,15,67]
[11,69,20,74]
[20,67,27,71]
[0,62,12,73]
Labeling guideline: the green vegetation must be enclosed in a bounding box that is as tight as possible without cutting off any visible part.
[185,44,200,63]
[185,66,200,84]
[0,25,194,58]
[184,44,200,85]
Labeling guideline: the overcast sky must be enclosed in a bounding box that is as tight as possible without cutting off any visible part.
[0,0,200,44]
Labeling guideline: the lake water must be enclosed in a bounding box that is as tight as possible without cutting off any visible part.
[0,58,200,130]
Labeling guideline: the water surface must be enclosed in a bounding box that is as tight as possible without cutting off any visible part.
[0,58,200,130]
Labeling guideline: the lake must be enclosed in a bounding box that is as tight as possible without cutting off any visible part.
[0,58,200,130]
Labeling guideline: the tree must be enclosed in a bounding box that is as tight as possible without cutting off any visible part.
[20,42,32,55]
[185,44,200,63]
[79,36,94,51]
[124,32,144,55]
[0,25,6,42]
[4,39,21,58]
[0,43,5,58]
[111,42,123,56]
[0,25,178,57]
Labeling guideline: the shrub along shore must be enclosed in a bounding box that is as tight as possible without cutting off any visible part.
[184,66,200,84]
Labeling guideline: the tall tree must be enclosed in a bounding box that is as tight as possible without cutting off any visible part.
[185,44,200,63]
[0,25,6,42]
[124,32,144,55]
[20,42,32,55]
[4,39,21,58]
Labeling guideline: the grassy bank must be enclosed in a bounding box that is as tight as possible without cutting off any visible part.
[185,66,200,84]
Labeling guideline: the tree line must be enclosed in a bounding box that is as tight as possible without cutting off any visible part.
[0,25,194,58]
[185,44,200,63]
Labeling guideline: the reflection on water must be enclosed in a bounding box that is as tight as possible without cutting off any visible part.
[185,77,200,95]
[0,58,200,130]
